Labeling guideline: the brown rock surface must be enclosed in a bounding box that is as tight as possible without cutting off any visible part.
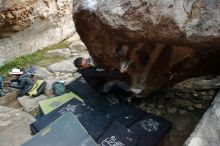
[73,0,220,97]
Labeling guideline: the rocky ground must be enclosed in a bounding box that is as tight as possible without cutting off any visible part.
[136,83,216,146]
[0,34,217,146]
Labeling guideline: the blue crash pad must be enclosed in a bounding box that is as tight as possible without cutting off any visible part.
[23,112,97,146]
[31,99,112,140]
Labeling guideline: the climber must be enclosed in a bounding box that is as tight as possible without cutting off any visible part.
[9,68,34,97]
[73,57,141,98]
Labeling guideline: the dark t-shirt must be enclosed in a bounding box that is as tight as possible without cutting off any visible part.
[78,67,125,91]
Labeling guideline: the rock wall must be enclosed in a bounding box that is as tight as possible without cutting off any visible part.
[72,0,220,97]
[0,0,76,65]
[185,91,220,146]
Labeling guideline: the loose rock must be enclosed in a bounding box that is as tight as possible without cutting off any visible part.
[0,106,35,146]
[179,110,188,114]
[167,108,177,114]
[35,67,53,79]
[18,95,48,115]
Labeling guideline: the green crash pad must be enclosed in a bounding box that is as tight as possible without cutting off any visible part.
[39,92,83,115]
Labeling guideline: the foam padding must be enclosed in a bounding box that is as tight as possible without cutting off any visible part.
[97,121,138,146]
[39,92,83,115]
[23,112,97,146]
[128,114,172,146]
[67,77,146,127]
[31,99,111,140]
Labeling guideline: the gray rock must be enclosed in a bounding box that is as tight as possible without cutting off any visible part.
[18,95,48,115]
[185,91,220,146]
[48,52,90,73]
[44,48,72,59]
[66,32,81,43]
[35,67,53,79]
[0,0,75,62]
[48,59,76,73]
[0,106,35,146]
[179,110,188,114]
[69,43,87,53]
[167,107,177,114]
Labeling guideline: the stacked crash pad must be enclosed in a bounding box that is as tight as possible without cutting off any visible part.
[22,112,97,146]
[39,92,83,115]
[31,99,112,140]
[66,77,147,127]
[66,77,172,145]
[25,76,172,146]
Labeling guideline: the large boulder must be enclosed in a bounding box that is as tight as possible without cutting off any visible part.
[72,0,220,97]
[0,106,35,146]
[0,0,75,62]
[185,91,220,146]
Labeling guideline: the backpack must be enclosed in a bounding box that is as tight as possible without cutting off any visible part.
[28,80,47,97]
[52,81,67,96]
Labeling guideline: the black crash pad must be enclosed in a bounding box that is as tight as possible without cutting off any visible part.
[31,99,112,140]
[128,114,172,146]
[66,77,96,104]
[94,99,146,127]
[66,77,128,106]
[97,121,138,146]
[67,77,146,127]
[23,112,97,146]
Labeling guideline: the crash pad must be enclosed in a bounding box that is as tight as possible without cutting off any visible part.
[97,121,138,146]
[128,114,172,146]
[31,99,112,140]
[22,112,97,146]
[66,77,99,105]
[31,99,84,134]
[39,92,83,115]
[94,94,146,127]
[67,77,146,127]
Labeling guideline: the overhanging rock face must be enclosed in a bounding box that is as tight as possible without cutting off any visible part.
[73,0,220,97]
